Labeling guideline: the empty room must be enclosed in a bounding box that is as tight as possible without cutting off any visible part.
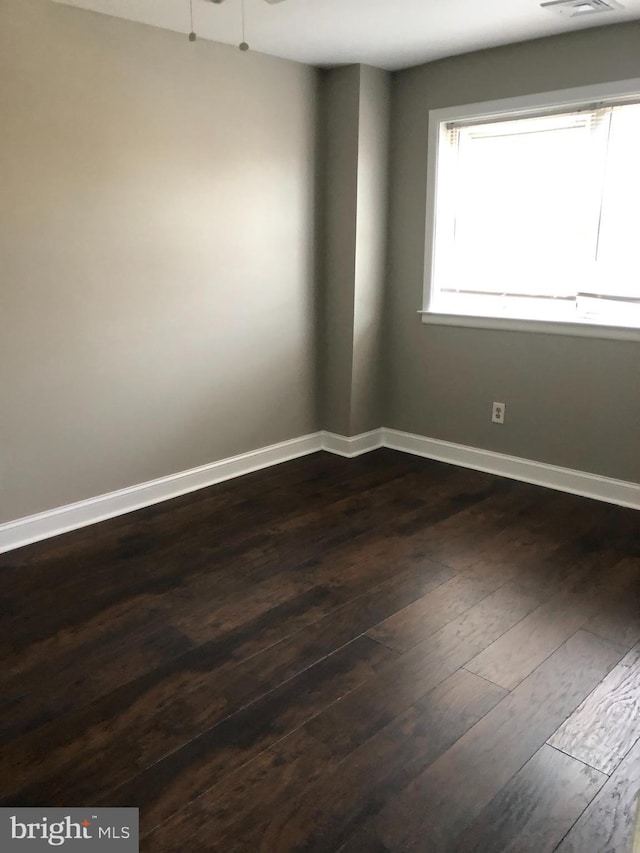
[1,0,640,850]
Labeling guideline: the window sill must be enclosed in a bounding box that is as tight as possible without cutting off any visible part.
[418,311,640,342]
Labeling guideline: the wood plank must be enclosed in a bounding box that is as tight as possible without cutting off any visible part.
[556,736,640,853]
[0,601,397,806]
[307,581,541,758]
[436,488,577,573]
[98,637,394,834]
[148,669,506,853]
[246,670,506,853]
[0,455,428,653]
[152,463,488,646]
[0,621,197,744]
[0,575,330,744]
[464,552,628,691]
[0,505,458,741]
[420,485,613,589]
[141,727,339,853]
[548,642,640,774]
[336,829,392,853]
[400,490,542,583]
[584,557,640,649]
[451,744,606,853]
[586,599,640,650]
[371,630,626,852]
[367,573,494,653]
[399,483,543,571]
[0,457,514,724]
[476,496,640,599]
[1,473,463,742]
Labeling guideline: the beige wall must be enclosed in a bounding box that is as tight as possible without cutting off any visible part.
[0,0,318,523]
[386,23,640,483]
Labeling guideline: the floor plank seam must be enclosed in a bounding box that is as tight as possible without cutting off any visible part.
[580,624,636,648]
[484,624,627,698]
[549,756,612,853]
[545,741,613,777]
[460,666,511,693]
[363,634,399,654]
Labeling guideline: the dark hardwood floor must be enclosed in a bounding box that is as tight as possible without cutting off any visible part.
[1,449,639,852]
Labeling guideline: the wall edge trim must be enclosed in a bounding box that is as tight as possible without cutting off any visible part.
[382,427,640,511]
[2,426,637,554]
[320,429,383,457]
[0,432,324,554]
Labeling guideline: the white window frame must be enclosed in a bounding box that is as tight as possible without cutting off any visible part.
[421,78,640,342]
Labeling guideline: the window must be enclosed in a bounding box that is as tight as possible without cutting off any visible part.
[423,80,640,337]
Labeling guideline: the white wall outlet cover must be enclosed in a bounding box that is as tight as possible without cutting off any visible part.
[492,402,506,423]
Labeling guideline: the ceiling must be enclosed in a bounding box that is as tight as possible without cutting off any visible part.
[52,0,640,70]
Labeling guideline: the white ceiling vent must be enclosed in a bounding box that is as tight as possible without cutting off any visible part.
[541,0,623,16]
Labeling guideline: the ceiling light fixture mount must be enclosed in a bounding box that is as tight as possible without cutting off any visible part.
[188,0,288,47]
[239,0,249,50]
[188,0,196,40]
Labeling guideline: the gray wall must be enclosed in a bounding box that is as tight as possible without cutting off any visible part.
[0,0,318,523]
[2,2,639,527]
[318,66,360,435]
[351,65,390,435]
[319,64,390,436]
[386,23,640,483]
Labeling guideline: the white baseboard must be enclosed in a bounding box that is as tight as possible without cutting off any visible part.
[382,428,640,511]
[320,429,383,458]
[0,432,324,555]
[2,426,638,554]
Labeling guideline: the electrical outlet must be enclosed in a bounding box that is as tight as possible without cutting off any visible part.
[492,402,506,424]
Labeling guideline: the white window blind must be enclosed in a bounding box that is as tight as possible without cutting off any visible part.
[429,100,640,327]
